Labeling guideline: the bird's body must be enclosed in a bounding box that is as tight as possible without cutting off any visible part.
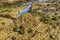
[17,5,32,19]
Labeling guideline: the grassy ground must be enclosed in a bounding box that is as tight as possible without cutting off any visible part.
[0,1,60,40]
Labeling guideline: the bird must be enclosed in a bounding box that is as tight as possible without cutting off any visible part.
[16,0,48,19]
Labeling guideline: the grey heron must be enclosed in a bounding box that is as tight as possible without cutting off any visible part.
[16,0,48,19]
